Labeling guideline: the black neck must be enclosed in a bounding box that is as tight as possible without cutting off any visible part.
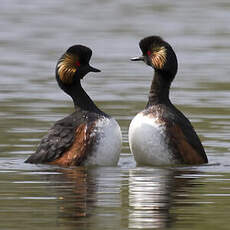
[68,80,103,114]
[146,70,172,108]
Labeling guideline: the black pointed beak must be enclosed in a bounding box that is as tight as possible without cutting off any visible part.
[88,65,101,72]
[130,56,145,61]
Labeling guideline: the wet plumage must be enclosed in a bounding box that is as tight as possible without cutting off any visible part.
[129,36,208,165]
[25,45,122,166]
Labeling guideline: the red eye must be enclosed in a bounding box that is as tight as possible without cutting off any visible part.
[147,50,151,56]
[76,60,81,67]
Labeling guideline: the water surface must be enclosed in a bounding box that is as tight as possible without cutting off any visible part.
[1,0,230,229]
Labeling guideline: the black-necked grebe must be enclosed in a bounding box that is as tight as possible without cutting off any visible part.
[129,36,208,165]
[25,45,122,166]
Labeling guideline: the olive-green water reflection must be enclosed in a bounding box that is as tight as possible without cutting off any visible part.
[2,166,230,230]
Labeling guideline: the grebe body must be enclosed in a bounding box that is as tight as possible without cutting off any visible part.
[25,45,122,166]
[129,36,208,165]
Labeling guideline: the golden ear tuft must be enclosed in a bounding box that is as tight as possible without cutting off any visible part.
[57,54,78,84]
[151,46,167,69]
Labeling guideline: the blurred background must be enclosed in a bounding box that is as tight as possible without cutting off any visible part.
[0,0,230,229]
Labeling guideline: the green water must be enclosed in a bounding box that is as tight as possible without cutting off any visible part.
[1,0,230,229]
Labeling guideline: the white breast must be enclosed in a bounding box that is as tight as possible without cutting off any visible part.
[129,112,174,165]
[85,117,122,166]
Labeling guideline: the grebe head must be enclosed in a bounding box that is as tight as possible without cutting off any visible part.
[131,36,178,81]
[56,45,100,85]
